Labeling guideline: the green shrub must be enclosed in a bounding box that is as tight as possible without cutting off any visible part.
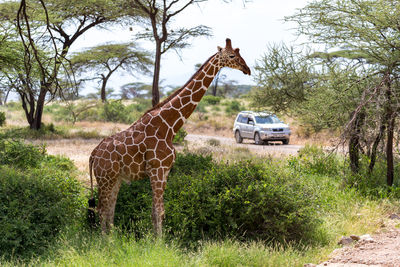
[170,152,214,176]
[173,128,187,145]
[288,145,341,176]
[0,124,64,140]
[101,100,130,123]
[114,153,321,246]
[0,111,5,126]
[225,100,242,115]
[0,139,45,169]
[195,101,207,113]
[343,155,400,199]
[203,95,222,105]
[0,141,85,258]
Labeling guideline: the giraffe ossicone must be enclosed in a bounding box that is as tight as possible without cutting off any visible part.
[89,38,251,234]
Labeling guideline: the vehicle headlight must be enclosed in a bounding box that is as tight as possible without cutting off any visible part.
[262,128,272,131]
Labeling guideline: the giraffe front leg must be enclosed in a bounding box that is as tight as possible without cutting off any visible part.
[150,170,167,237]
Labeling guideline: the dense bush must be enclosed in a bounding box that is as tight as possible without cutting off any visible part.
[343,155,400,199]
[288,145,341,176]
[101,100,130,123]
[203,95,222,105]
[172,128,188,145]
[0,111,5,126]
[114,153,321,246]
[0,139,45,168]
[0,140,86,258]
[225,100,242,115]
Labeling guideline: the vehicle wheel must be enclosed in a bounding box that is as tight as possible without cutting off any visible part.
[282,139,289,145]
[235,130,243,143]
[254,132,263,145]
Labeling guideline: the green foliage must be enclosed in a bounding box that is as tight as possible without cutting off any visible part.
[343,155,400,199]
[287,145,342,176]
[0,123,65,140]
[0,140,85,258]
[225,100,242,115]
[0,111,5,126]
[172,128,187,145]
[101,100,129,123]
[203,95,222,105]
[114,152,321,246]
[195,101,207,113]
[0,139,45,169]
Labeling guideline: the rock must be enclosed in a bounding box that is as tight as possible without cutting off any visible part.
[360,234,374,242]
[338,236,354,245]
[389,213,400,220]
[350,234,360,241]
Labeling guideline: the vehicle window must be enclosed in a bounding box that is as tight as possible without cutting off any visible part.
[255,115,282,124]
[236,114,243,122]
[240,116,248,123]
[248,118,254,124]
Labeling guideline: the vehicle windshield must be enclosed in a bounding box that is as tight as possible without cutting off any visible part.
[255,115,282,124]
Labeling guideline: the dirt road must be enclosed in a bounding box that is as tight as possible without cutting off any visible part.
[186,134,303,155]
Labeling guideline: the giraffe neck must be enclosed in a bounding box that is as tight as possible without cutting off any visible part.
[156,54,221,135]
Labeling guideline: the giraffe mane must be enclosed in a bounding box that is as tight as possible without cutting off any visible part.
[143,52,218,114]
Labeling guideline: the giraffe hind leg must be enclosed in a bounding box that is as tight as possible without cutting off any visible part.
[97,177,122,233]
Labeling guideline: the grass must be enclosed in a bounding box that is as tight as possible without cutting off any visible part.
[0,231,335,267]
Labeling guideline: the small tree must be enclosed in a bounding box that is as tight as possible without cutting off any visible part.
[128,0,212,107]
[0,0,126,129]
[287,0,400,185]
[71,42,152,102]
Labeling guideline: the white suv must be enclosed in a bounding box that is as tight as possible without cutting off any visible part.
[233,111,291,145]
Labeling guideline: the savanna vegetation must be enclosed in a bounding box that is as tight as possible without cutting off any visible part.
[1,138,399,266]
[1,0,400,266]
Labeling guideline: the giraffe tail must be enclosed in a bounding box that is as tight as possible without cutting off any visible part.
[88,156,96,228]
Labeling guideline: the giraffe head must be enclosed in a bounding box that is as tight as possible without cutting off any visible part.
[217,38,251,75]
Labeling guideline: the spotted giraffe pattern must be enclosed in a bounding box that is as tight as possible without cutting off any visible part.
[89,39,251,234]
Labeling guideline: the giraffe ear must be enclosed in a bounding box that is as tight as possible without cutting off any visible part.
[217,46,223,52]
[234,48,240,53]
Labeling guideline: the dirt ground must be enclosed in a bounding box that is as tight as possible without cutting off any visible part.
[314,218,400,267]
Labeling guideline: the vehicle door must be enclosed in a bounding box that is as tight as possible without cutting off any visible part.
[239,115,249,137]
[247,116,256,138]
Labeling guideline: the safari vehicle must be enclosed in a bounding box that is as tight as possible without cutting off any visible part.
[233,111,291,145]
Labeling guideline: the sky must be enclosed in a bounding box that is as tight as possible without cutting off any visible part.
[73,0,311,95]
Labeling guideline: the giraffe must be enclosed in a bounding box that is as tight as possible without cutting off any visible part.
[89,38,251,234]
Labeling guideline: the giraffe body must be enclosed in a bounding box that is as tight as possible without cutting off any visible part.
[90,39,251,234]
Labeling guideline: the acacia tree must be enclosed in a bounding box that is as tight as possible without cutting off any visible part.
[127,0,212,107]
[71,42,153,102]
[287,0,400,185]
[0,0,126,129]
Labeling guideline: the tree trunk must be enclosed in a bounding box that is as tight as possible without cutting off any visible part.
[151,42,162,107]
[386,114,395,186]
[384,75,394,186]
[100,84,106,102]
[368,122,385,173]
[349,111,365,174]
[100,78,107,103]
[31,88,47,130]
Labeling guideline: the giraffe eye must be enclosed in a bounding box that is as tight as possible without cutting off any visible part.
[229,55,235,59]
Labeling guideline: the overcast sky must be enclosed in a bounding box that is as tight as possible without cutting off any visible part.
[74,0,311,94]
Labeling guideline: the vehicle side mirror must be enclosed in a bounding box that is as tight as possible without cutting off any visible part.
[249,120,254,125]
